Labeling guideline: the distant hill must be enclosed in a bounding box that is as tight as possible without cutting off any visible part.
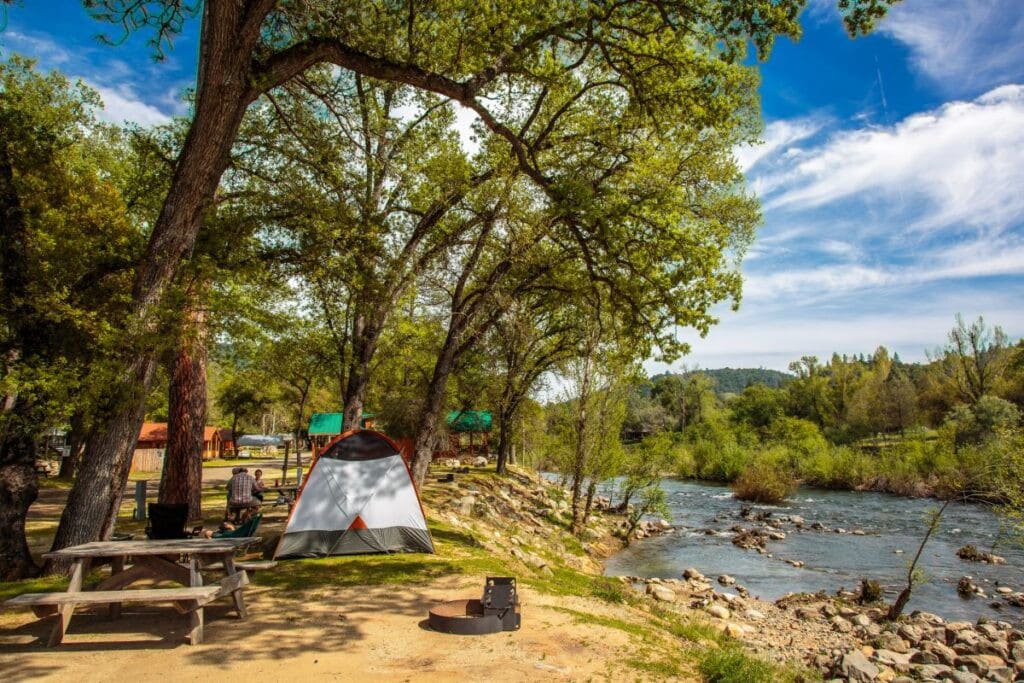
[651,367,794,396]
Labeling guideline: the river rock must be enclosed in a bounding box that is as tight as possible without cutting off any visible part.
[724,622,754,638]
[851,613,872,627]
[831,616,853,633]
[743,609,766,621]
[796,607,817,621]
[873,649,913,672]
[646,584,677,602]
[732,529,766,551]
[911,611,945,626]
[975,638,1009,659]
[910,649,941,665]
[456,495,477,515]
[682,567,705,581]
[717,574,736,586]
[956,653,1005,677]
[898,624,924,644]
[838,651,879,682]
[875,633,910,653]
[986,666,1014,683]
[851,529,866,535]
[706,604,730,619]
[1011,641,1024,661]
[996,586,1014,595]
[920,641,958,666]
[913,664,952,679]
[945,621,974,640]
[944,671,983,683]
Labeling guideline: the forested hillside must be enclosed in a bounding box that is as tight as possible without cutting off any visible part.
[652,368,794,396]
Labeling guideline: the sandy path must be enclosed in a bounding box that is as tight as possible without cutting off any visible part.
[0,575,644,682]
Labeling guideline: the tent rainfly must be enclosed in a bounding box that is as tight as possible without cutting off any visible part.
[274,430,434,558]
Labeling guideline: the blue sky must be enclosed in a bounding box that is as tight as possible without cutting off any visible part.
[2,1,1023,372]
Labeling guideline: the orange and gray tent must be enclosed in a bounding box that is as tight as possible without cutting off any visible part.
[274,430,434,558]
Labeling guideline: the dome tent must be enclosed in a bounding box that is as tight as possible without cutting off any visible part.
[274,430,434,558]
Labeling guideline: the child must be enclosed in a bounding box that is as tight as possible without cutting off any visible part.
[252,468,266,502]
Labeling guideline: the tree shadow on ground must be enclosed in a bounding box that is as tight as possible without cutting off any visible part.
[183,579,472,668]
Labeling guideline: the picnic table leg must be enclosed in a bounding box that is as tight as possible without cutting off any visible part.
[108,556,125,619]
[186,556,205,644]
[49,558,88,646]
[222,555,248,619]
[187,600,204,645]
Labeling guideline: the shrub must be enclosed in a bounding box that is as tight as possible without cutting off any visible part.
[698,647,780,683]
[731,458,797,504]
[857,578,883,604]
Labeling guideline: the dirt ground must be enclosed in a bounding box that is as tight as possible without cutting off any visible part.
[0,574,643,682]
[1,462,675,682]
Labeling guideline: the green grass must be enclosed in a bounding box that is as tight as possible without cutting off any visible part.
[36,477,74,490]
[697,646,817,683]
[254,521,509,594]
[626,653,685,678]
[0,575,68,603]
[549,606,648,639]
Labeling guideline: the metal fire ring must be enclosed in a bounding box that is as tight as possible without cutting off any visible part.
[427,577,521,635]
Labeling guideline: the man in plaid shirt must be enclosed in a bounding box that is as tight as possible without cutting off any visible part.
[227,467,258,521]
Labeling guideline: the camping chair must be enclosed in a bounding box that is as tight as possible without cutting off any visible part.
[145,503,190,540]
[213,513,262,539]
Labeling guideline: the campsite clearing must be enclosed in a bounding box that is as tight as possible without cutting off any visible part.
[1,465,805,682]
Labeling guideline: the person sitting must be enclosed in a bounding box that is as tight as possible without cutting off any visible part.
[252,468,266,503]
[227,467,259,522]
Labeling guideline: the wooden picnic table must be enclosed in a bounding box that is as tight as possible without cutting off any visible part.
[20,537,261,646]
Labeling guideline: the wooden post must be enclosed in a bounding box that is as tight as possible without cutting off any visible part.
[134,480,148,521]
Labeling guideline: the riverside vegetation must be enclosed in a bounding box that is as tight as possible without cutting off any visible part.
[538,316,1024,510]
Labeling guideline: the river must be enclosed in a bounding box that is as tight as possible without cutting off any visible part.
[602,479,1024,622]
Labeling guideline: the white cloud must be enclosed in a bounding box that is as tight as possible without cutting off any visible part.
[734,117,824,172]
[2,28,174,126]
[879,0,1024,94]
[651,291,1024,372]
[91,84,171,126]
[743,238,1024,302]
[761,85,1024,235]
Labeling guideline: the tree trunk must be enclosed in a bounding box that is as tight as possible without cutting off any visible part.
[159,303,207,520]
[46,354,157,573]
[582,480,597,528]
[0,397,41,579]
[570,354,593,536]
[495,404,517,475]
[343,313,382,431]
[409,332,461,488]
[58,411,87,481]
[0,138,41,578]
[47,6,260,562]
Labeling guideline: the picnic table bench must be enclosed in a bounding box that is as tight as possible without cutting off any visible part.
[3,537,261,646]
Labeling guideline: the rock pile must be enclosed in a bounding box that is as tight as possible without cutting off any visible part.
[628,564,1024,682]
[957,545,1007,565]
[826,611,1024,682]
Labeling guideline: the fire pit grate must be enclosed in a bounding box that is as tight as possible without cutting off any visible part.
[427,577,521,635]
